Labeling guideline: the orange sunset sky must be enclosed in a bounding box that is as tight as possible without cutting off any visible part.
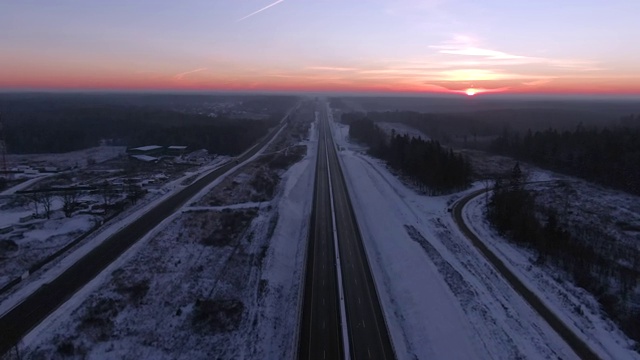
[1,1,639,95]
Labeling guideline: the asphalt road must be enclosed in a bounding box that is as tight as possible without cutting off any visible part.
[0,118,288,356]
[299,104,395,360]
[323,107,395,360]
[452,189,600,360]
[298,109,343,359]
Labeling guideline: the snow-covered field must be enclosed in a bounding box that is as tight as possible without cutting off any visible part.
[327,106,640,359]
[0,154,231,304]
[10,119,317,359]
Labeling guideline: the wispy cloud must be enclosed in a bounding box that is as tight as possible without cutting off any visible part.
[306,66,359,72]
[430,36,601,71]
[173,67,207,80]
[237,0,285,22]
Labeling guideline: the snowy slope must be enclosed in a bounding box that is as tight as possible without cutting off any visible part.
[253,120,317,358]
[463,193,639,359]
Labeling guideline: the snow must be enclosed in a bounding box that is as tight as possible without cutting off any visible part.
[21,216,93,243]
[0,147,262,317]
[0,209,32,228]
[7,117,316,359]
[0,174,54,196]
[463,188,640,360]
[253,120,317,358]
[328,106,578,359]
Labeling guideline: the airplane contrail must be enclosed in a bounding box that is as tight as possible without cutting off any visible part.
[237,0,285,22]
[174,67,207,80]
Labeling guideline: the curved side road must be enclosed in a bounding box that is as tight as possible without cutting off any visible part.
[0,118,290,356]
[452,189,600,360]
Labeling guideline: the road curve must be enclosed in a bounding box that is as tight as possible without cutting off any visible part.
[0,118,289,356]
[452,189,600,360]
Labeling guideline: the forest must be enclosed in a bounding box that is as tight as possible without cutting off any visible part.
[347,116,471,195]
[338,108,637,149]
[489,118,640,195]
[0,95,286,155]
[487,164,640,344]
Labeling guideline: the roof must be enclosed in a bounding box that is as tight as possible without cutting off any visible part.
[130,145,163,152]
[131,155,159,162]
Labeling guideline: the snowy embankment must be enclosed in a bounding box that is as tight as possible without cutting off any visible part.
[328,109,578,359]
[464,192,639,360]
[253,120,317,358]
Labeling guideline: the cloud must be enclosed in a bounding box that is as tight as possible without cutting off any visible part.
[237,0,285,22]
[431,36,602,71]
[436,47,525,60]
[173,68,207,80]
[306,66,359,72]
[522,79,553,87]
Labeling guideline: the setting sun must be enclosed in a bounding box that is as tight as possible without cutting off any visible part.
[466,88,477,96]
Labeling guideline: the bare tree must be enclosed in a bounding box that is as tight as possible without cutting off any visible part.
[26,192,41,217]
[59,190,82,218]
[99,181,119,207]
[126,181,145,205]
[39,191,54,219]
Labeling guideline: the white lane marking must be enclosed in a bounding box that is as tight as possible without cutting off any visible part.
[324,107,351,360]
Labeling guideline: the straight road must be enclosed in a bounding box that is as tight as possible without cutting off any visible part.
[0,117,289,356]
[452,189,600,360]
[299,103,395,360]
[298,108,343,359]
[323,106,395,360]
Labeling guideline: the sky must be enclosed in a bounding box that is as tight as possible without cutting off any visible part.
[1,0,639,95]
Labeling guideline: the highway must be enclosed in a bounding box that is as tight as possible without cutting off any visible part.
[452,189,600,360]
[299,104,395,360]
[298,108,343,359]
[0,117,289,356]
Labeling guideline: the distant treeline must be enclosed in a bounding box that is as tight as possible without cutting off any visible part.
[340,109,639,145]
[490,120,640,195]
[1,103,279,155]
[488,165,640,344]
[347,117,471,195]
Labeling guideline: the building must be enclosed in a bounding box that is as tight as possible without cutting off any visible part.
[127,145,164,156]
[166,145,188,157]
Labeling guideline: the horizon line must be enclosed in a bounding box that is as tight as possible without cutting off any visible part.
[0,88,639,100]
